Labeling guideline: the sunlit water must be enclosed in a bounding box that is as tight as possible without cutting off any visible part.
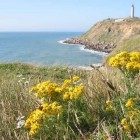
[0,32,107,67]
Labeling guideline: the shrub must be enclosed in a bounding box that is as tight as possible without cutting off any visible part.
[24,76,93,139]
[107,51,140,138]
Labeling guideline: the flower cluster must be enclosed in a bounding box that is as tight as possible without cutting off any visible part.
[30,81,59,99]
[125,98,135,108]
[121,118,132,132]
[24,109,44,136]
[121,98,140,133]
[25,102,62,136]
[62,83,84,101]
[105,100,114,111]
[25,76,84,136]
[42,102,62,115]
[30,76,84,101]
[108,52,140,72]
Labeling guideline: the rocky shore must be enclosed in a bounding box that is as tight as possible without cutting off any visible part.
[64,38,116,53]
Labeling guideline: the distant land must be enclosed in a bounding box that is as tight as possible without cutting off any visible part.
[64,17,140,55]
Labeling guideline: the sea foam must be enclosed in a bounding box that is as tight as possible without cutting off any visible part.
[58,39,108,56]
[79,46,107,56]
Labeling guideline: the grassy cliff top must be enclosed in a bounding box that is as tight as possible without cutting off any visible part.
[80,17,140,55]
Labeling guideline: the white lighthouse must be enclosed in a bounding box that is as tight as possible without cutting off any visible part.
[131,4,135,18]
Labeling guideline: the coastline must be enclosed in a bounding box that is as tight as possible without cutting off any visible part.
[62,38,116,53]
[58,39,107,69]
[58,39,108,56]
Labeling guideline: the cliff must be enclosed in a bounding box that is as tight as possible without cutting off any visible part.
[81,17,140,54]
[64,17,140,54]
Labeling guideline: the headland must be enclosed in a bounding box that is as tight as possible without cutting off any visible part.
[64,17,140,55]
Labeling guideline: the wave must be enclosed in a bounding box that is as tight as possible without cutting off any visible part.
[72,63,103,70]
[58,39,77,46]
[76,66,93,70]
[79,46,108,56]
[57,40,68,45]
[75,65,102,70]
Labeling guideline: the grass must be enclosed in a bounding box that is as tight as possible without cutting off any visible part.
[105,35,140,63]
[114,35,140,53]
[0,63,140,140]
[0,63,87,140]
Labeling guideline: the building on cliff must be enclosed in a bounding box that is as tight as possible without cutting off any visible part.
[131,4,135,18]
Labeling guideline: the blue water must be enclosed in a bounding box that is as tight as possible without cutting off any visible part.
[0,32,106,67]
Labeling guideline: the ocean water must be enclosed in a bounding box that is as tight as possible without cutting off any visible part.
[0,32,107,67]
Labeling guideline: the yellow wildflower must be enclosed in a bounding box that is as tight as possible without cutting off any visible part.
[25,102,62,136]
[126,61,140,71]
[108,51,140,72]
[109,52,130,68]
[55,87,62,93]
[26,76,85,136]
[24,109,44,129]
[121,118,127,125]
[72,76,80,82]
[63,92,70,100]
[63,79,72,86]
[24,109,44,136]
[42,102,62,116]
[125,98,135,108]
[63,85,84,101]
[30,81,60,99]
[105,100,114,111]
[121,118,131,132]
[130,52,140,62]
[116,51,130,58]
[29,122,41,136]
[108,56,120,67]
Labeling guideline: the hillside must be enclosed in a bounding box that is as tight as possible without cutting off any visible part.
[81,17,140,54]
[64,17,140,54]
[1,60,140,139]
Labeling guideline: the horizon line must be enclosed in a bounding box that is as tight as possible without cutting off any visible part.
[0,30,85,33]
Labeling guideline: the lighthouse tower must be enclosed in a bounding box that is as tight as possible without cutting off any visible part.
[131,4,135,18]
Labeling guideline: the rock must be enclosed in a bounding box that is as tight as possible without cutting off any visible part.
[64,38,115,53]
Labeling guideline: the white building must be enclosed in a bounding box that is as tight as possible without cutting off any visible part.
[131,4,135,18]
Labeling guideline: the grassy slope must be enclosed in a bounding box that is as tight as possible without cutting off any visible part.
[114,35,140,52]
[0,63,121,139]
[0,63,68,139]
[0,62,139,139]
[0,63,88,140]
[107,35,140,60]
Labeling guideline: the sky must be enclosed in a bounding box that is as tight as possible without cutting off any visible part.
[0,0,139,32]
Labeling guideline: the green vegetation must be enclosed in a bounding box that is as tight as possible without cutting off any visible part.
[107,35,140,61]
[0,63,86,140]
[116,35,140,52]
[0,59,140,139]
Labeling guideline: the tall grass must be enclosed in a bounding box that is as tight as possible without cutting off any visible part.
[0,63,140,140]
[0,63,86,140]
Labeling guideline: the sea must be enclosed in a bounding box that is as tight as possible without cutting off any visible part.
[0,32,107,68]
